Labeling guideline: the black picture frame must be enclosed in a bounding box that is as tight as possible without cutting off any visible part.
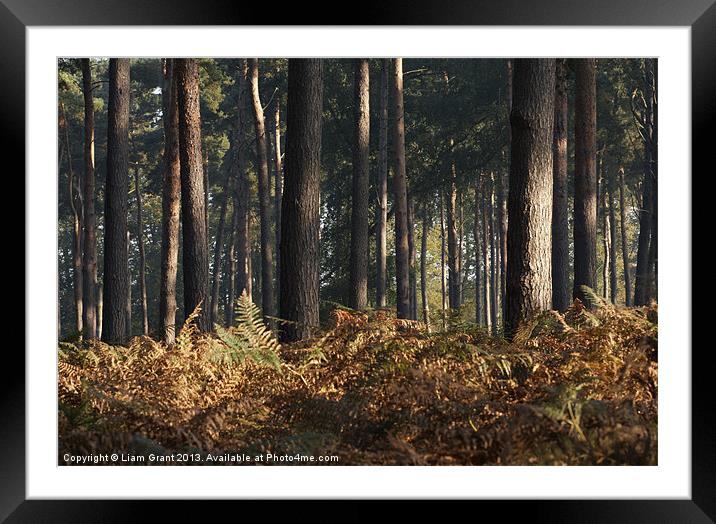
[6,1,708,521]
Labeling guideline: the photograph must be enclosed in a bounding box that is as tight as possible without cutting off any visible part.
[56,56,659,467]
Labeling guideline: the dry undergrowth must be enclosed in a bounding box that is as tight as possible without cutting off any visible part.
[58,292,658,466]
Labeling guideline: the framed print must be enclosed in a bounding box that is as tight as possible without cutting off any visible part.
[5,0,710,520]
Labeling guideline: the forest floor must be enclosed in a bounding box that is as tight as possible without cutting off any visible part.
[58,295,658,466]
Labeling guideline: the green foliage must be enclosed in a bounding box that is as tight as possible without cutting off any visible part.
[213,291,282,372]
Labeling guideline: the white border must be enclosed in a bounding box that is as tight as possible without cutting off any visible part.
[27,27,691,499]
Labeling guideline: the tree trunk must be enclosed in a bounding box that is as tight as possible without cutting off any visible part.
[134,163,149,335]
[176,58,210,332]
[126,230,133,341]
[61,100,83,335]
[618,168,632,306]
[607,170,618,304]
[446,146,461,311]
[225,200,239,326]
[481,177,492,332]
[647,58,658,302]
[420,206,431,332]
[234,60,252,299]
[505,58,555,338]
[573,58,598,305]
[600,166,611,300]
[439,192,447,330]
[279,59,323,342]
[376,59,389,309]
[159,58,181,345]
[489,173,499,334]
[391,58,410,320]
[80,59,98,339]
[102,58,130,344]
[273,101,283,303]
[349,58,370,310]
[551,58,570,311]
[209,167,234,327]
[248,59,275,325]
[634,58,656,307]
[501,59,512,321]
[408,192,418,320]
[473,182,484,326]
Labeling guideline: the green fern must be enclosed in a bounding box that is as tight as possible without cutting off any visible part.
[213,291,282,371]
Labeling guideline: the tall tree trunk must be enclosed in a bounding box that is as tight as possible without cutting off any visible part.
[210,168,234,326]
[408,192,418,320]
[273,101,283,303]
[249,58,275,324]
[618,168,632,306]
[474,182,484,326]
[225,201,239,326]
[573,58,598,304]
[634,58,656,307]
[80,59,98,339]
[647,58,658,302]
[61,100,83,335]
[551,58,570,311]
[159,58,181,345]
[176,58,210,332]
[376,59,389,308]
[446,145,461,311]
[234,59,252,299]
[439,192,447,330]
[279,59,323,342]
[102,58,130,344]
[600,165,611,301]
[481,177,492,332]
[420,206,431,332]
[489,173,499,334]
[501,59,512,321]
[505,58,556,338]
[126,230,133,341]
[134,163,149,335]
[349,58,370,310]
[391,58,410,319]
[607,170,618,304]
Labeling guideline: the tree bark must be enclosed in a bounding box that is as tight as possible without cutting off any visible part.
[573,58,598,304]
[102,58,130,345]
[551,58,570,311]
[249,58,275,325]
[279,59,323,342]
[209,166,234,326]
[273,101,283,303]
[447,154,461,311]
[176,58,210,332]
[134,162,149,335]
[505,59,555,338]
[80,59,98,339]
[439,192,447,330]
[61,100,83,335]
[234,60,252,300]
[618,168,632,306]
[349,58,370,310]
[420,206,431,332]
[607,170,618,304]
[225,200,239,326]
[391,58,410,320]
[481,177,492,332]
[489,173,499,334]
[376,59,389,309]
[159,58,181,345]
[408,192,418,320]
[647,58,658,302]
[473,182,484,326]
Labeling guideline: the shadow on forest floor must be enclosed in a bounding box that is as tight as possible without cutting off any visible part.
[58,293,658,466]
